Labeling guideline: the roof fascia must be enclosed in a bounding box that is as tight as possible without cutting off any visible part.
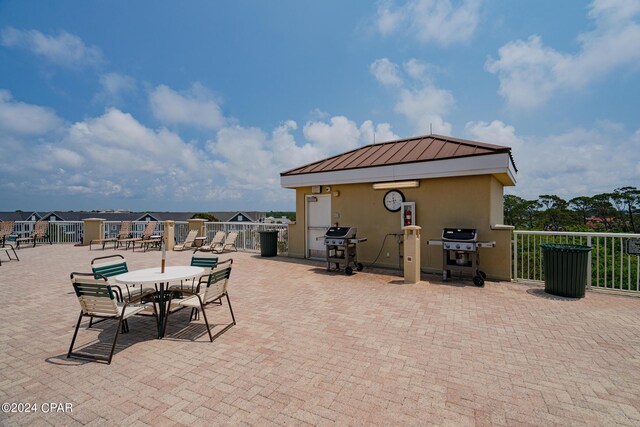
[281,153,516,188]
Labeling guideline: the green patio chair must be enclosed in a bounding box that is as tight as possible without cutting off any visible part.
[91,254,155,302]
[163,259,236,342]
[67,272,155,364]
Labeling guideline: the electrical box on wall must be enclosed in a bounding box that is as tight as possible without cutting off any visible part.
[311,186,321,194]
[401,202,416,228]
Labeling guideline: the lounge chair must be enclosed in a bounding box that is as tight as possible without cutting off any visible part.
[67,272,155,364]
[163,259,235,341]
[0,221,19,264]
[173,229,198,251]
[15,220,52,248]
[89,236,117,251]
[114,222,137,250]
[220,231,238,253]
[133,222,162,252]
[196,231,226,253]
[89,223,123,251]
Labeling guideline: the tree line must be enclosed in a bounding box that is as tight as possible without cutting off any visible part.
[504,186,639,233]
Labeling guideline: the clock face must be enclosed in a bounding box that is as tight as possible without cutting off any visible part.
[384,190,405,212]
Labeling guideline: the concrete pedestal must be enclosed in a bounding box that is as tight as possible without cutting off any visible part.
[83,218,105,246]
[164,220,175,251]
[403,225,421,284]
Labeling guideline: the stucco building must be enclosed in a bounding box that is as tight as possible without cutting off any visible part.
[280,134,517,281]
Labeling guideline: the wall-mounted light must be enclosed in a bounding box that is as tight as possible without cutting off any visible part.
[372,180,420,190]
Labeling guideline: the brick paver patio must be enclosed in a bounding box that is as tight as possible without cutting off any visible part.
[1,245,640,426]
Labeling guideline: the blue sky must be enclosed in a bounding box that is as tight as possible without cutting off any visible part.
[1,0,638,212]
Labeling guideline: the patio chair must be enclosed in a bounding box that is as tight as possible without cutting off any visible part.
[133,222,162,252]
[15,220,52,248]
[0,221,19,264]
[195,231,225,253]
[115,222,138,250]
[173,229,198,251]
[89,223,124,250]
[67,272,155,364]
[91,254,155,302]
[163,259,236,342]
[169,254,219,293]
[220,231,238,253]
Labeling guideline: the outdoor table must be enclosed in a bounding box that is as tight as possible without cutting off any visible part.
[194,236,207,247]
[114,266,204,338]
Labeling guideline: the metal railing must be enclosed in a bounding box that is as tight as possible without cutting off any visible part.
[175,221,189,243]
[102,221,164,239]
[7,220,289,254]
[204,222,288,255]
[513,231,640,292]
[12,221,84,244]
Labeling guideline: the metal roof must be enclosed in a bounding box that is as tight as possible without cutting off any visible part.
[281,134,516,176]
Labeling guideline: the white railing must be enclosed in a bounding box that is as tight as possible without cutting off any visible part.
[13,220,84,244]
[204,222,288,255]
[175,221,189,243]
[8,220,289,253]
[513,230,640,292]
[102,221,164,239]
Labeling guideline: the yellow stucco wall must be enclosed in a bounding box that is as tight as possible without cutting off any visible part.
[288,174,513,281]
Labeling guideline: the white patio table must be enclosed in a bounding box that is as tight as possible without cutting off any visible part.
[114,266,204,338]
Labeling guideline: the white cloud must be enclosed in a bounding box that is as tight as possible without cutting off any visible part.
[303,116,362,152]
[0,27,103,67]
[395,86,454,135]
[0,86,399,208]
[96,73,136,104]
[487,0,640,108]
[149,83,226,129]
[403,59,430,81]
[207,116,398,201]
[0,89,63,135]
[0,106,212,201]
[465,119,640,199]
[371,58,454,135]
[370,58,403,86]
[464,119,523,149]
[375,0,481,45]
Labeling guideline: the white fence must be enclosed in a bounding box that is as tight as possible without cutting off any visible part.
[12,221,84,244]
[6,220,287,255]
[514,230,640,293]
[102,221,165,239]
[204,222,288,255]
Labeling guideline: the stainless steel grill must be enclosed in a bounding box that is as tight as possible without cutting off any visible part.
[323,227,367,275]
[428,228,495,286]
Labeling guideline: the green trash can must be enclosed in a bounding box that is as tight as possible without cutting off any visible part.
[258,230,279,257]
[540,243,592,298]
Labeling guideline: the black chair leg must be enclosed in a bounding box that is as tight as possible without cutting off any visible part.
[108,316,125,364]
[199,301,214,342]
[67,312,84,358]
[226,293,236,325]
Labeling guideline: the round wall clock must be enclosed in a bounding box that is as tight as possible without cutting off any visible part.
[383,189,405,212]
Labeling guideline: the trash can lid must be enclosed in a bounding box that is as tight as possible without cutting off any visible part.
[540,243,592,251]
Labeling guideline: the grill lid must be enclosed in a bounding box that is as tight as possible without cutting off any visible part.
[442,228,477,242]
[325,227,356,238]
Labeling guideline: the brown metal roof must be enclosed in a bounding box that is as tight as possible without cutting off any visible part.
[281,134,515,176]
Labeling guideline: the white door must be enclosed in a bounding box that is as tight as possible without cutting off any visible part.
[306,194,331,259]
